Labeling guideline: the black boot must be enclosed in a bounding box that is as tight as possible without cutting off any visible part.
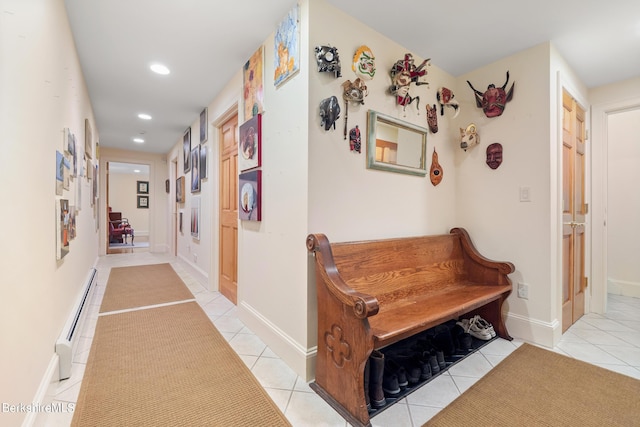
[368,350,386,409]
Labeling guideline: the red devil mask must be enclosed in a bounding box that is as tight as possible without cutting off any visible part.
[467,71,515,118]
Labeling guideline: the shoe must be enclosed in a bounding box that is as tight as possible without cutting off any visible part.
[472,315,496,338]
[382,372,401,397]
[384,359,408,391]
[368,350,386,408]
[386,353,422,386]
[467,316,493,340]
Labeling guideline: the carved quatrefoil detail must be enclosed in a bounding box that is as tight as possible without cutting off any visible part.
[325,324,351,368]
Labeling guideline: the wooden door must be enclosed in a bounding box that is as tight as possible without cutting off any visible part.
[219,114,238,304]
[562,90,587,332]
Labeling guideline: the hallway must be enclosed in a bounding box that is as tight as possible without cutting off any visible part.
[43,253,640,426]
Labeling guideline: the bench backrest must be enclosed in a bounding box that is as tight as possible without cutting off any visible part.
[329,234,466,306]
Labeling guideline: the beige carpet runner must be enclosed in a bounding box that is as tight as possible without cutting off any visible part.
[424,343,640,426]
[99,263,195,313]
[73,264,290,426]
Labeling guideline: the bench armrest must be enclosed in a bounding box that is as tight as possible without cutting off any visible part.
[451,227,515,275]
[307,234,379,319]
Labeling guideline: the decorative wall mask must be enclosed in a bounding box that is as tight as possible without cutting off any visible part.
[389,53,430,112]
[426,104,438,133]
[314,45,341,78]
[352,45,376,80]
[467,71,515,118]
[319,96,341,131]
[486,143,503,169]
[460,123,479,151]
[436,87,459,118]
[430,148,443,186]
[342,78,368,139]
[349,125,362,153]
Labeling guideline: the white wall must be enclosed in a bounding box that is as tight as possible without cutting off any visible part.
[99,148,169,255]
[308,0,458,243]
[455,43,590,346]
[108,172,150,235]
[0,1,99,424]
[606,109,640,297]
[455,44,555,343]
[589,76,640,312]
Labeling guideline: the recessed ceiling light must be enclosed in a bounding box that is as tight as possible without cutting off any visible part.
[150,63,170,75]
[133,169,141,173]
[138,113,152,120]
[133,138,144,143]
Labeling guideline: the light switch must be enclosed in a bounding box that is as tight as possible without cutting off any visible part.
[520,186,531,202]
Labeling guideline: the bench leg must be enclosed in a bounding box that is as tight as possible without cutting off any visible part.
[469,297,512,340]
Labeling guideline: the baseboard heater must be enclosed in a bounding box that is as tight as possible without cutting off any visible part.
[55,268,97,380]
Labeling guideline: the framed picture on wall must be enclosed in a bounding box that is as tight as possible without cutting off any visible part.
[200,107,208,143]
[191,197,200,240]
[239,170,262,221]
[183,127,192,173]
[191,148,200,193]
[273,4,300,88]
[200,144,207,179]
[137,180,149,194]
[238,113,262,171]
[137,195,149,208]
[176,176,185,203]
[243,45,264,120]
[85,119,93,159]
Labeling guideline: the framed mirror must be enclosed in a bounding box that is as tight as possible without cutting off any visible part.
[366,110,428,176]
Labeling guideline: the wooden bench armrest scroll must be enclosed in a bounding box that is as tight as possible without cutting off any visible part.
[307,234,379,319]
[450,227,515,275]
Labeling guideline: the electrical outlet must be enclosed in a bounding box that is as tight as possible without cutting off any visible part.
[517,282,529,299]
[194,253,198,263]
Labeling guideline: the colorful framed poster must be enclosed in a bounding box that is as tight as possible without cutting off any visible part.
[190,147,200,193]
[183,127,191,173]
[243,45,264,120]
[238,113,262,171]
[56,151,64,196]
[200,107,208,143]
[56,198,70,260]
[274,4,300,87]
[239,170,262,221]
[191,197,200,240]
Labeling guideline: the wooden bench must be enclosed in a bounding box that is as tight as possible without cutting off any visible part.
[306,227,515,427]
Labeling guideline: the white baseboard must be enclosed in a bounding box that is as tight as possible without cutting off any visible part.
[23,354,59,427]
[505,312,561,348]
[152,243,170,253]
[238,301,316,381]
[608,279,640,298]
[176,254,208,289]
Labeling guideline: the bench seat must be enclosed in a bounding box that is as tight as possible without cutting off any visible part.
[369,282,511,348]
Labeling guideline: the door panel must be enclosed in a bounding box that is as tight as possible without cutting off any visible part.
[562,90,587,332]
[219,114,238,304]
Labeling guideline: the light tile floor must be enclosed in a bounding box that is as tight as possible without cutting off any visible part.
[41,253,640,426]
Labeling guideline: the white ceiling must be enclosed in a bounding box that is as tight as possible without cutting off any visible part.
[64,0,640,155]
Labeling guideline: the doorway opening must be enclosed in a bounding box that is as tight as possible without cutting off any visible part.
[106,161,151,254]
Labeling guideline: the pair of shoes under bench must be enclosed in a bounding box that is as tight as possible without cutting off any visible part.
[457,316,495,341]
